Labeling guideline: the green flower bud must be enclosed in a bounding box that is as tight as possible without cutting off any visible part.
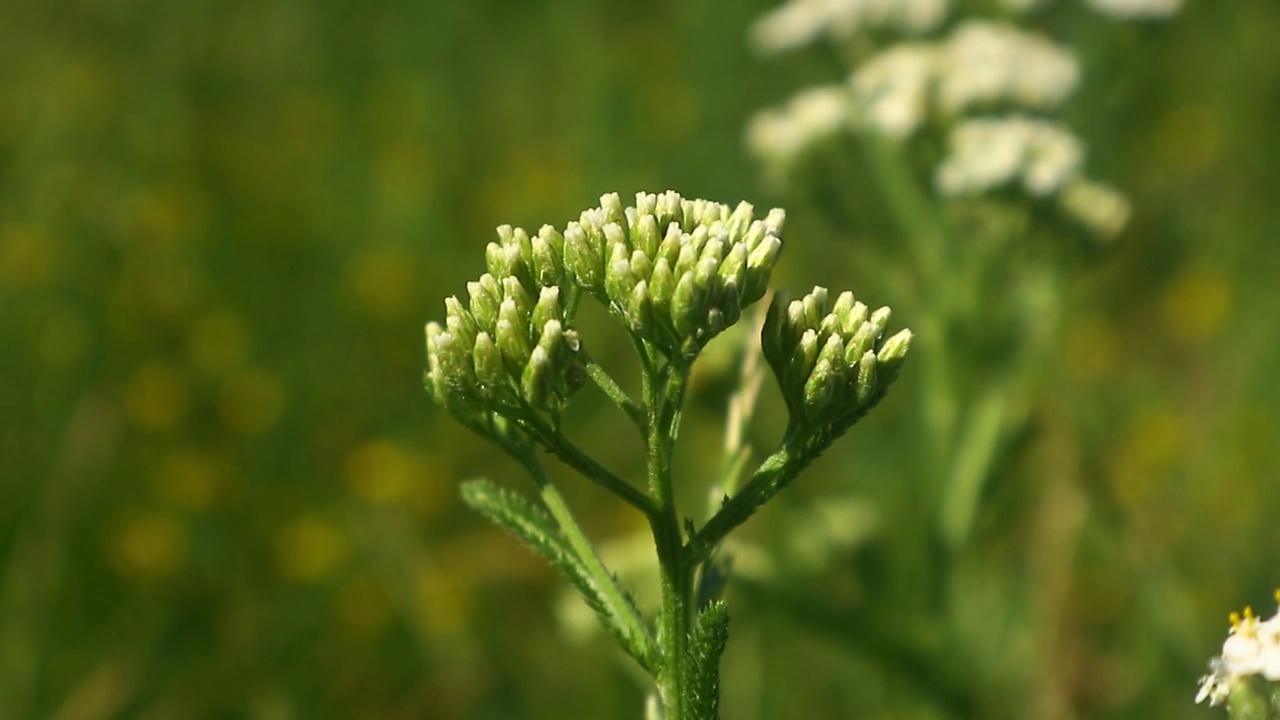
[674,243,699,279]
[705,306,725,338]
[687,225,710,256]
[717,282,741,328]
[764,207,786,234]
[424,321,446,401]
[655,191,683,230]
[869,306,892,330]
[485,241,508,280]
[521,346,554,406]
[496,306,532,370]
[841,301,869,336]
[604,222,628,259]
[444,296,478,350]
[699,238,726,266]
[657,222,684,267]
[531,286,562,332]
[431,330,474,391]
[742,234,782,304]
[803,357,839,424]
[512,226,533,264]
[600,192,627,229]
[531,233,562,288]
[846,322,882,368]
[649,257,676,317]
[634,191,657,219]
[565,221,605,292]
[628,280,653,334]
[473,331,504,390]
[802,287,828,329]
[855,350,878,406]
[694,255,720,296]
[727,201,754,242]
[785,329,820,400]
[629,250,653,283]
[876,328,913,377]
[467,276,502,332]
[606,258,639,308]
[502,276,534,326]
[832,291,855,320]
[633,213,661,258]
[671,270,698,337]
[718,243,747,291]
[761,290,791,375]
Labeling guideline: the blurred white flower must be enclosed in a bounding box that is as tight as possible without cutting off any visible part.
[746,85,852,166]
[935,116,1082,197]
[750,0,949,55]
[1057,178,1131,238]
[1197,599,1280,706]
[849,43,937,138]
[1086,0,1183,20]
[936,22,1079,114]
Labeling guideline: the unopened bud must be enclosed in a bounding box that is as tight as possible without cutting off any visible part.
[855,350,878,406]
[521,346,554,406]
[634,214,660,258]
[628,280,654,334]
[671,271,698,337]
[473,331,504,390]
[564,222,604,291]
[531,286,562,332]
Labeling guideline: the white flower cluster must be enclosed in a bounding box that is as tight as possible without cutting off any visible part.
[750,0,949,55]
[848,21,1078,139]
[1197,599,1280,707]
[745,85,851,167]
[935,116,1082,197]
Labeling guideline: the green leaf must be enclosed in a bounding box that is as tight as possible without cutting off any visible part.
[460,478,656,674]
[683,601,730,720]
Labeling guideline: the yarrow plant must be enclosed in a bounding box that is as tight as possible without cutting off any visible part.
[424,191,911,718]
[1198,592,1280,718]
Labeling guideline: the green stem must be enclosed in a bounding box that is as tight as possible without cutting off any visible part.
[684,442,798,571]
[584,359,646,435]
[518,411,659,521]
[643,353,694,719]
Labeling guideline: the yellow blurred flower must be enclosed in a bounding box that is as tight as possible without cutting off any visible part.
[188,309,251,375]
[1108,407,1184,508]
[342,439,449,517]
[346,245,418,320]
[334,574,394,639]
[218,369,285,436]
[124,361,190,431]
[154,448,227,512]
[0,223,57,289]
[274,515,350,582]
[1162,266,1231,345]
[107,513,189,581]
[413,563,469,639]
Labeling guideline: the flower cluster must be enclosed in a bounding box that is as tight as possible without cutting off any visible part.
[1197,596,1280,707]
[425,223,584,418]
[565,191,784,362]
[762,286,912,429]
[850,21,1079,140]
[750,0,948,56]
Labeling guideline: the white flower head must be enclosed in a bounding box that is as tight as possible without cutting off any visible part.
[936,22,1079,115]
[1197,595,1280,707]
[750,0,949,55]
[849,43,937,139]
[746,85,852,165]
[935,116,1083,198]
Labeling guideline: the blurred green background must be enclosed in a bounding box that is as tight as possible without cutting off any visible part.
[2,0,1279,718]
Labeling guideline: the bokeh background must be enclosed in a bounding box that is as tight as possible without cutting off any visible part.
[2,0,1279,718]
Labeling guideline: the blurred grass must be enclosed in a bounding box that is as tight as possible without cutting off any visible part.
[1,0,1279,718]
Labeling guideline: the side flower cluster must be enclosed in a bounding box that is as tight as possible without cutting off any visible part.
[762,286,912,430]
[425,223,584,417]
[565,191,784,362]
[1197,596,1280,707]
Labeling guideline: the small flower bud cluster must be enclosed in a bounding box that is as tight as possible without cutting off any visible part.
[425,223,584,415]
[564,191,785,361]
[762,286,912,429]
[1197,595,1280,707]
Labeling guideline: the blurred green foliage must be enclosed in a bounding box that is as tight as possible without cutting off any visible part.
[2,0,1279,718]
